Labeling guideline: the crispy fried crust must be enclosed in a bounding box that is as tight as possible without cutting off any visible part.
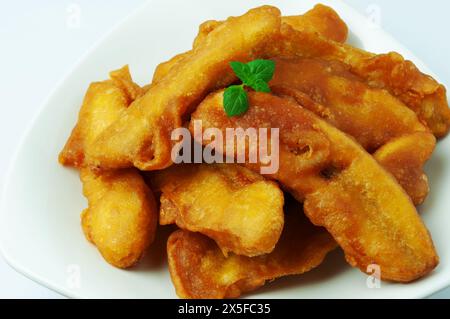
[59,66,158,268]
[150,164,284,257]
[59,66,144,167]
[86,6,282,171]
[282,4,348,43]
[373,132,435,206]
[152,4,348,84]
[270,57,436,205]
[190,91,438,282]
[81,168,157,268]
[269,24,450,137]
[167,206,337,299]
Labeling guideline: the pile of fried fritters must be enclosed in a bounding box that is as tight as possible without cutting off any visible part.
[59,4,450,298]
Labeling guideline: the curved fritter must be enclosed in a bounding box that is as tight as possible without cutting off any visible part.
[59,66,145,167]
[150,164,284,257]
[373,132,435,206]
[269,24,450,137]
[190,91,438,282]
[81,168,157,268]
[152,4,348,85]
[59,66,157,268]
[86,6,282,171]
[167,205,337,299]
[270,57,436,205]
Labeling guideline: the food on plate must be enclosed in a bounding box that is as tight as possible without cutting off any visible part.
[153,4,347,84]
[270,57,436,204]
[86,6,282,171]
[192,4,348,48]
[191,91,438,282]
[150,164,284,257]
[269,24,450,137]
[59,66,157,268]
[372,132,436,205]
[81,168,157,268]
[167,201,337,299]
[58,3,446,298]
[59,66,145,167]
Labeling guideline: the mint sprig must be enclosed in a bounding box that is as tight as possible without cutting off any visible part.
[223,59,275,117]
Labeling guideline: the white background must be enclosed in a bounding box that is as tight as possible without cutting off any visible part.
[0,0,448,298]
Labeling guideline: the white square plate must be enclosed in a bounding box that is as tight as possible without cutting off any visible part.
[1,0,449,299]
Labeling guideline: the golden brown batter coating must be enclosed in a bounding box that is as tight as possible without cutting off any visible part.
[270,57,436,204]
[167,203,336,299]
[150,164,284,257]
[191,91,438,282]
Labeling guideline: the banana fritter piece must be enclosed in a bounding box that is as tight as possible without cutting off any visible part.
[269,24,450,137]
[59,66,145,167]
[270,57,436,204]
[150,164,284,257]
[373,132,435,205]
[81,168,157,268]
[59,66,157,268]
[86,6,282,171]
[152,4,348,84]
[191,91,438,282]
[167,205,337,299]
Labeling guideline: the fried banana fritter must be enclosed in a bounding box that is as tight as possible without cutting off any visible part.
[167,204,337,299]
[86,6,281,171]
[59,66,145,167]
[270,57,436,205]
[59,66,157,268]
[373,132,436,206]
[81,168,157,268]
[191,91,438,282]
[150,164,284,257]
[152,4,348,84]
[269,24,450,137]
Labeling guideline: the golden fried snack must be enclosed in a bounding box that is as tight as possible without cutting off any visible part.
[282,4,348,43]
[192,4,348,47]
[87,6,282,171]
[167,203,337,299]
[373,132,435,205]
[59,66,145,167]
[270,57,436,204]
[81,168,157,268]
[150,164,284,257]
[269,24,450,137]
[190,91,438,282]
[59,66,158,268]
[152,4,348,84]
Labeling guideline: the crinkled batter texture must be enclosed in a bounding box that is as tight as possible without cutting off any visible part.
[150,164,284,257]
[268,24,450,137]
[191,91,438,282]
[81,168,157,268]
[270,57,436,204]
[86,6,282,171]
[59,66,157,268]
[167,205,337,299]
[152,4,348,84]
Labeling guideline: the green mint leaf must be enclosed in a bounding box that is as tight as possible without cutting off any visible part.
[249,78,271,93]
[247,59,276,83]
[223,85,249,117]
[230,62,252,83]
[225,59,275,116]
